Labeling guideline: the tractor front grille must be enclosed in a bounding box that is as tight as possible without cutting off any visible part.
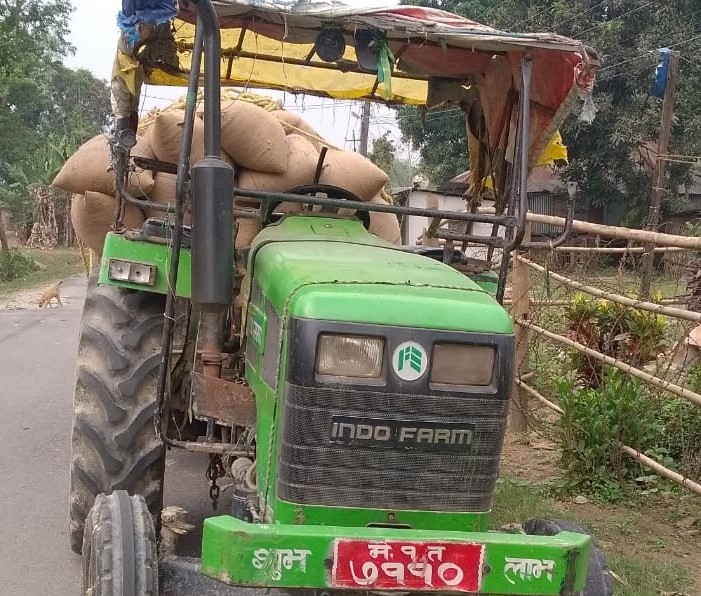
[277,383,509,512]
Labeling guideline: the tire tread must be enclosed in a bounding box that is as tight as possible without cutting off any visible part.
[69,281,166,554]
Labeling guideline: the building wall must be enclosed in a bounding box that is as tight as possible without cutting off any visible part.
[405,190,504,263]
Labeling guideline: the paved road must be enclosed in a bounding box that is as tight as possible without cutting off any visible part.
[0,276,213,595]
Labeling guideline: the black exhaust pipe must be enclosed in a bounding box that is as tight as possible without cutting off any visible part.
[191,0,234,312]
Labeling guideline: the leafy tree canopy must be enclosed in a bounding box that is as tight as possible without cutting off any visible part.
[396,0,701,224]
[0,2,111,222]
[369,133,417,189]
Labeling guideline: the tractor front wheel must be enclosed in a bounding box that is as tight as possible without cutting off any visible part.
[524,518,613,596]
[69,279,166,553]
[82,491,159,596]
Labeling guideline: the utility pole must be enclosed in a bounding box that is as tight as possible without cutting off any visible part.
[346,134,358,152]
[640,50,680,299]
[0,209,9,252]
[358,100,371,157]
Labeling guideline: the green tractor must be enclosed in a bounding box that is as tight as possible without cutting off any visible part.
[69,1,610,594]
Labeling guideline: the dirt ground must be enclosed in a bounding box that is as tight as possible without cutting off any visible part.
[500,432,701,594]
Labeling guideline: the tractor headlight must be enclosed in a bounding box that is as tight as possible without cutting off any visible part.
[430,343,495,386]
[108,259,156,286]
[316,334,384,378]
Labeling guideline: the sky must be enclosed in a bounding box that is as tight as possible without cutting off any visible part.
[63,0,405,154]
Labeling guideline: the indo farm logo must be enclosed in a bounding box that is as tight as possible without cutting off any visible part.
[392,341,428,381]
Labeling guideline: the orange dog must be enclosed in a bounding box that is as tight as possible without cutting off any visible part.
[38,281,63,308]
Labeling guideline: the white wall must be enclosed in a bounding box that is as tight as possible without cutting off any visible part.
[404,190,505,263]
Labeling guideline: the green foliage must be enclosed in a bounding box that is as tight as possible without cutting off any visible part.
[395,105,467,186]
[369,133,417,188]
[398,0,701,220]
[556,364,701,499]
[0,248,38,281]
[564,293,667,385]
[556,370,663,499]
[0,3,111,230]
[370,133,395,175]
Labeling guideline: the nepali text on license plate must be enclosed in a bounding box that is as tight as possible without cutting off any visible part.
[331,539,485,592]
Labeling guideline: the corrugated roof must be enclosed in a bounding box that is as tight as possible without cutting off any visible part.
[441,166,566,195]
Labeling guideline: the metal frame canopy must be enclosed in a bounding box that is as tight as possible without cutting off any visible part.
[163,1,598,98]
[139,0,597,168]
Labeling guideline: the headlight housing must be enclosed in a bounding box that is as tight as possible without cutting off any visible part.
[430,343,495,386]
[316,334,384,378]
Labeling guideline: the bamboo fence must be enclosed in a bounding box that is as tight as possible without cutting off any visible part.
[510,221,701,496]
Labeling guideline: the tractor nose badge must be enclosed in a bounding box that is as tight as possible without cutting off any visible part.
[392,341,429,381]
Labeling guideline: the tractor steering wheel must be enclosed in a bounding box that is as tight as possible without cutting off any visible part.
[263,184,371,229]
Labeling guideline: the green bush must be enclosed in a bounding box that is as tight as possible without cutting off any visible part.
[0,249,39,282]
[557,369,664,499]
[556,364,701,498]
[564,294,667,387]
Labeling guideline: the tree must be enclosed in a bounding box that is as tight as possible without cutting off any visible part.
[395,105,466,186]
[369,133,417,189]
[397,0,701,223]
[370,133,395,175]
[0,3,111,234]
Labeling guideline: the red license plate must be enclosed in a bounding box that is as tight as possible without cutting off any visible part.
[331,539,485,592]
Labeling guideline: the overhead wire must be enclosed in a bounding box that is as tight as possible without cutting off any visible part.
[550,0,610,31]
[576,0,660,37]
[596,25,701,81]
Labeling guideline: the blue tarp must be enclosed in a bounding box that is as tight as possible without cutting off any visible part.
[118,0,179,48]
[651,48,671,99]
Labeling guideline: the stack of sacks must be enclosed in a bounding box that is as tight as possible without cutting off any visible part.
[52,98,401,255]
[231,100,400,246]
[52,134,155,254]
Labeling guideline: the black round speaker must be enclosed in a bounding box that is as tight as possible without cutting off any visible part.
[315,27,346,62]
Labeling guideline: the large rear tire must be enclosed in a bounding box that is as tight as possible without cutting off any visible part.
[69,278,166,553]
[524,519,613,596]
[82,491,159,596]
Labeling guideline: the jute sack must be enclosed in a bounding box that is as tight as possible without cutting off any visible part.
[235,217,261,249]
[368,196,401,244]
[143,172,193,223]
[144,148,237,222]
[317,150,388,201]
[339,195,402,245]
[235,132,319,248]
[238,134,319,192]
[53,134,155,197]
[221,101,288,173]
[71,191,145,254]
[149,109,206,165]
[272,110,325,151]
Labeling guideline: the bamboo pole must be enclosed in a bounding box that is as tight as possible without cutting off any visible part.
[510,227,531,432]
[515,379,701,497]
[551,246,686,253]
[620,445,701,497]
[506,297,685,307]
[516,255,701,323]
[515,378,564,414]
[517,318,701,408]
[525,212,701,249]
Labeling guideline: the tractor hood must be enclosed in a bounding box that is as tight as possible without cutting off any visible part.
[245,215,512,334]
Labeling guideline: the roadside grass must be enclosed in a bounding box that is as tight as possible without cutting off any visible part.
[491,479,695,596]
[0,248,85,298]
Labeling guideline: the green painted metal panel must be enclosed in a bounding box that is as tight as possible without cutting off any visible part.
[273,499,490,532]
[286,284,512,333]
[248,305,266,354]
[97,232,192,297]
[201,515,591,594]
[248,216,512,334]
